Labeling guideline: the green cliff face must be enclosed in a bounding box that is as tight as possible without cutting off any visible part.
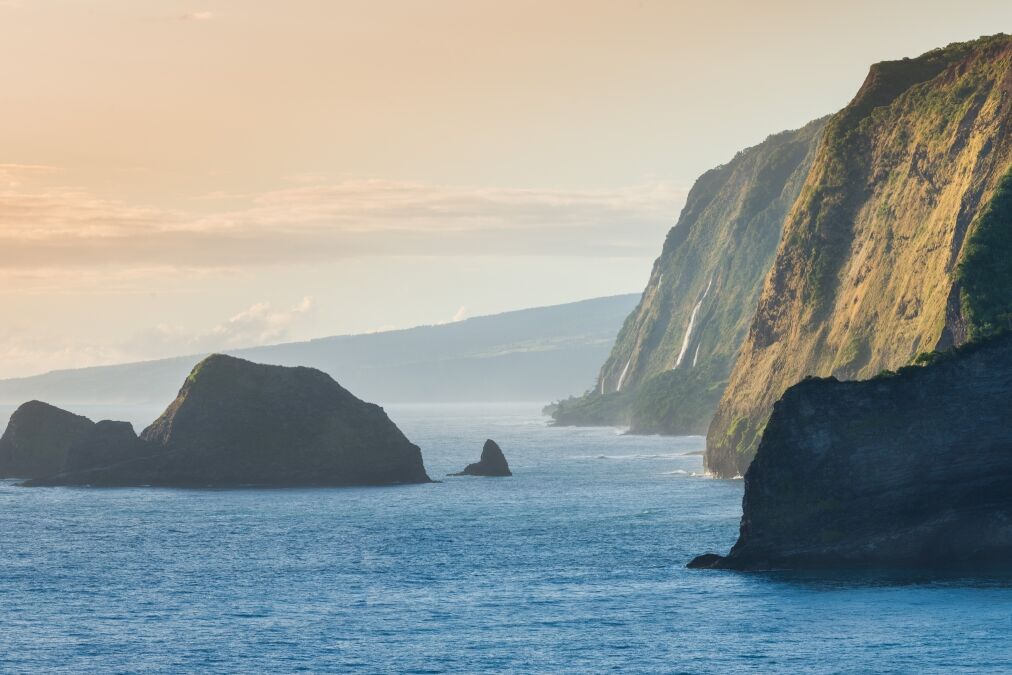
[551,118,827,434]
[707,34,1012,477]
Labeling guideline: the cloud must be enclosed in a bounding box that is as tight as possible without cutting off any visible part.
[0,178,687,273]
[0,334,128,380]
[0,297,315,377]
[180,10,215,21]
[0,163,61,188]
[121,297,315,358]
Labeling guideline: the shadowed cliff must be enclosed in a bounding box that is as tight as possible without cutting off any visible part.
[692,332,1012,570]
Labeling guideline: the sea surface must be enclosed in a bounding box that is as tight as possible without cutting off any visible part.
[2,402,1012,673]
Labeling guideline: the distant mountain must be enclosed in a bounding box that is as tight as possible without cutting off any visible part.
[0,294,639,411]
[551,118,827,434]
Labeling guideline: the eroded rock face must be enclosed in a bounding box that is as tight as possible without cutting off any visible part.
[0,401,94,479]
[708,34,1012,477]
[451,439,512,477]
[691,334,1012,570]
[37,354,431,487]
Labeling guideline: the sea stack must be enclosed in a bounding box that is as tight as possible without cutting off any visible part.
[31,354,431,487]
[450,439,512,477]
[690,333,1012,570]
[0,401,95,479]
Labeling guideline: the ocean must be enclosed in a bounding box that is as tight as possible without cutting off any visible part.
[1,403,1011,672]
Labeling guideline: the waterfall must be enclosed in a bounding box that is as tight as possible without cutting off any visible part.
[616,358,632,392]
[692,342,702,368]
[674,277,713,369]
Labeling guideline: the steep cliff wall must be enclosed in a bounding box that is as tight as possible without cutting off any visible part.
[691,333,1012,570]
[552,118,827,434]
[707,34,1012,477]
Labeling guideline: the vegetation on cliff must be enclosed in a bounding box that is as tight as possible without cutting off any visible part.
[707,34,1012,477]
[957,169,1012,339]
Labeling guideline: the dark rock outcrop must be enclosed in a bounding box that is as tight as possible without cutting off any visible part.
[686,553,723,569]
[0,401,94,479]
[450,439,511,477]
[33,354,431,487]
[63,421,153,473]
[691,333,1012,570]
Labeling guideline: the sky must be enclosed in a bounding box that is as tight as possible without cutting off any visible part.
[1,0,1010,378]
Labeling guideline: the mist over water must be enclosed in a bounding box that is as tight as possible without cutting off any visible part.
[2,403,1011,672]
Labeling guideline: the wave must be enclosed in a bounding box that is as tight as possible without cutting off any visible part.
[662,469,706,477]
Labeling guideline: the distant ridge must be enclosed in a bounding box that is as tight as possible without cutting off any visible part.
[0,294,639,410]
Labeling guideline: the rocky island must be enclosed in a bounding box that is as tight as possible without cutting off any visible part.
[0,400,95,479]
[690,333,1012,570]
[22,354,431,487]
[450,439,512,477]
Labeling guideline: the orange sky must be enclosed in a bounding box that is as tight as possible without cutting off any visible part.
[1,0,1010,377]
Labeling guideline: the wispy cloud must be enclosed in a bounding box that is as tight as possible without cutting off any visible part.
[121,297,315,357]
[0,178,686,272]
[180,10,215,21]
[0,298,315,377]
[0,163,61,188]
[0,318,132,378]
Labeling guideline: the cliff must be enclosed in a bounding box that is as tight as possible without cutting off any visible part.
[551,118,828,434]
[708,34,1012,477]
[691,333,1012,569]
[32,354,431,487]
[0,401,94,479]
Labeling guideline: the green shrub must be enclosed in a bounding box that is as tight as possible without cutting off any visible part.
[957,170,1012,340]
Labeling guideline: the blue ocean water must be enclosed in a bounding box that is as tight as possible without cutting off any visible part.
[2,402,1012,673]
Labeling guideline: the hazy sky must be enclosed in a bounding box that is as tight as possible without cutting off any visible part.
[2,0,1010,377]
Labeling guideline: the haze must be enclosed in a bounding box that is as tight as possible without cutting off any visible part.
[2,0,1009,377]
